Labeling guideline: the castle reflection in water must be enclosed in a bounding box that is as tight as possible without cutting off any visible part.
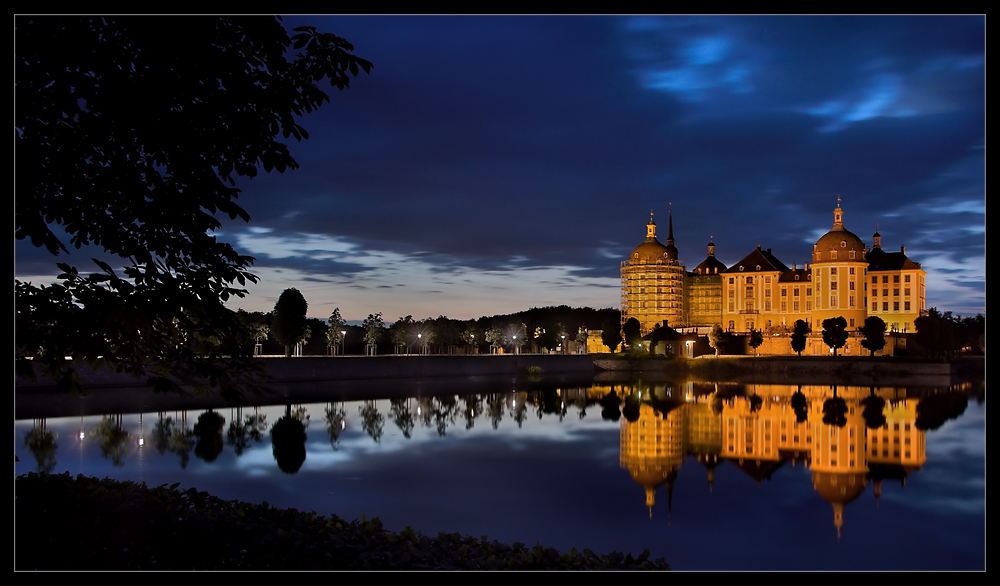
[17,379,978,546]
[607,381,945,538]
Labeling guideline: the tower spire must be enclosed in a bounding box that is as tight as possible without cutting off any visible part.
[667,207,675,247]
[832,195,845,229]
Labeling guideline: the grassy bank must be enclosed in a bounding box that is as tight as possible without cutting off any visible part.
[15,472,670,571]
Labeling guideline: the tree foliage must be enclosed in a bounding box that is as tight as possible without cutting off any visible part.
[601,320,621,353]
[272,288,309,357]
[708,324,726,357]
[790,319,809,357]
[622,318,642,349]
[914,308,984,359]
[748,328,764,357]
[821,317,849,357]
[362,313,385,347]
[325,308,347,351]
[860,316,887,356]
[15,16,371,397]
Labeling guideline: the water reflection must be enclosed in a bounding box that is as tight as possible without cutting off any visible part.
[15,378,984,570]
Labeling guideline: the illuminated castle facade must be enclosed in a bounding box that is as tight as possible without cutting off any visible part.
[621,200,927,335]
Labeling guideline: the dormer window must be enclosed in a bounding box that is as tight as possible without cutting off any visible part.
[795,275,800,281]
[841,240,847,248]
[756,265,761,271]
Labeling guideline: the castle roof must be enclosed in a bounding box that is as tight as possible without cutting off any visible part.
[725,245,790,274]
[867,247,922,271]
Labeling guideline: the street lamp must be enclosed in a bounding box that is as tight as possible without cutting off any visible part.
[341,330,347,356]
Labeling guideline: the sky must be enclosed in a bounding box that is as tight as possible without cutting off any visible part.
[16,15,986,323]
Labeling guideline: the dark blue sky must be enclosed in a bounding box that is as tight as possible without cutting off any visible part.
[17,15,985,321]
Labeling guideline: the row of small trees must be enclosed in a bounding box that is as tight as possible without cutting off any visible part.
[705,316,892,357]
[260,289,600,356]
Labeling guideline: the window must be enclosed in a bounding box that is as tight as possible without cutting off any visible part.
[894,275,900,283]
[849,281,855,290]
[746,276,753,284]
[905,275,911,283]
[831,296,837,307]
[729,277,734,284]
[793,288,800,297]
[806,301,811,311]
[894,288,899,297]
[904,288,910,296]
[882,276,889,283]
[831,282,838,290]
[849,267,855,274]
[894,302,900,311]
[872,276,878,284]
[831,251,837,259]
[905,301,911,311]
[793,301,800,312]
[883,288,889,297]
[781,289,787,296]
[806,288,812,296]
[831,268,838,275]
[883,302,889,311]
[850,296,855,307]
[872,302,878,312]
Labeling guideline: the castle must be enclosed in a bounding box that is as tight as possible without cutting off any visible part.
[620,199,927,336]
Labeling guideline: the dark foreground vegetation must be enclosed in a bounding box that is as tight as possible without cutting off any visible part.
[16,472,670,571]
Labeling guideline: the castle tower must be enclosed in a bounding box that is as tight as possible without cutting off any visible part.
[621,210,685,336]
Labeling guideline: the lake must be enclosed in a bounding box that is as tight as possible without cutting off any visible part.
[14,376,985,571]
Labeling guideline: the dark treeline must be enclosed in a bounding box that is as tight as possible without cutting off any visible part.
[234,305,620,356]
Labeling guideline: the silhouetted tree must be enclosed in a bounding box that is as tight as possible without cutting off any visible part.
[193,410,226,463]
[748,328,764,357]
[271,405,307,474]
[15,16,371,397]
[861,316,887,356]
[622,318,642,349]
[790,320,809,357]
[272,288,308,357]
[821,317,849,357]
[601,320,622,353]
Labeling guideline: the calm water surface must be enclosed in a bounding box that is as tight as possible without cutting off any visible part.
[15,378,985,571]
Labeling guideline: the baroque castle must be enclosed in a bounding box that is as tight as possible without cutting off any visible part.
[620,199,926,336]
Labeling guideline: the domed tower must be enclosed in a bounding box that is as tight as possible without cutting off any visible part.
[809,198,868,335]
[621,211,685,336]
